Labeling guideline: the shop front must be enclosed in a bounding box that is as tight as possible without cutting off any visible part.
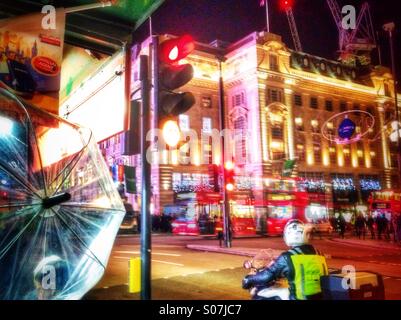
[331,174,358,224]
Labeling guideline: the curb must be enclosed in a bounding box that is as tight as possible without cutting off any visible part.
[186,245,282,258]
[330,238,401,251]
[187,244,334,260]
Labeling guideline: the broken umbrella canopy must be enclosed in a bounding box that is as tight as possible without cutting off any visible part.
[0,88,125,300]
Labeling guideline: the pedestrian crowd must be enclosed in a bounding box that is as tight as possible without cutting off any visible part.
[332,212,401,243]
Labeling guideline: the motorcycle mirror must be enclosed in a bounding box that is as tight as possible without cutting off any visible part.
[243,260,253,269]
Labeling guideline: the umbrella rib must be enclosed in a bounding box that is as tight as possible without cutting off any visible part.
[51,129,93,196]
[0,207,43,261]
[0,161,42,199]
[0,202,42,209]
[51,149,85,196]
[61,203,124,213]
[50,208,106,270]
[0,88,48,197]
[53,147,86,194]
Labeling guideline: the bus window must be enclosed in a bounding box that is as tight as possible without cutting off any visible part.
[268,206,293,219]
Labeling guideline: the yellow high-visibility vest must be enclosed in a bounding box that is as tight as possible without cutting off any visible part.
[290,253,328,300]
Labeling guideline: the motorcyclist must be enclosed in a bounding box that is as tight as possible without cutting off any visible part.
[242,219,329,300]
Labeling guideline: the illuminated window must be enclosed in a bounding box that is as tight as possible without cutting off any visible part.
[269,54,279,71]
[203,136,213,165]
[272,151,285,161]
[357,142,364,159]
[329,146,337,165]
[369,150,377,167]
[384,82,391,97]
[179,115,190,131]
[232,92,245,107]
[343,148,351,166]
[202,117,212,134]
[272,125,284,139]
[267,88,283,103]
[313,136,321,164]
[234,116,247,162]
[295,118,304,131]
[297,145,305,162]
[311,120,320,134]
[327,122,334,135]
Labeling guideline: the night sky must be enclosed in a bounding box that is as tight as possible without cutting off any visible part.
[135,0,401,78]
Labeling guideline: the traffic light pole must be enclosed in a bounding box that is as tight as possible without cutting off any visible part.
[139,55,152,300]
[152,36,159,131]
[218,58,232,248]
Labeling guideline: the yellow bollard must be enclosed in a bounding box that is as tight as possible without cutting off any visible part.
[129,258,141,293]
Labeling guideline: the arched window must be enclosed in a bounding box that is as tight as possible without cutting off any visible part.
[233,116,247,164]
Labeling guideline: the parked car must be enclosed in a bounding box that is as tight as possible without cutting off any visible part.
[305,221,334,238]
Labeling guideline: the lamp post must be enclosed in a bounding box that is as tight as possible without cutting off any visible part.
[217,57,232,248]
[383,22,401,188]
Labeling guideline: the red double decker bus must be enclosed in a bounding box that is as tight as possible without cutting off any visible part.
[368,190,401,220]
[170,191,258,237]
[260,177,309,236]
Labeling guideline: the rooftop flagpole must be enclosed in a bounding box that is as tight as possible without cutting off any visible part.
[262,0,271,33]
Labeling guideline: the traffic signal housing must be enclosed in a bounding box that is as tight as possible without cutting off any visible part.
[224,161,235,192]
[158,35,196,118]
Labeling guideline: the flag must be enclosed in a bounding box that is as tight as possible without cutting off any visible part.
[282,160,296,177]
[260,0,266,6]
[0,9,66,114]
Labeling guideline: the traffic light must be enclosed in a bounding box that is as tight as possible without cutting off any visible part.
[224,161,235,192]
[158,35,196,118]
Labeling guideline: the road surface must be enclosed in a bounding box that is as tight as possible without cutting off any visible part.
[85,234,401,300]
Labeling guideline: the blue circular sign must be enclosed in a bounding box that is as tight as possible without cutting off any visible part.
[338,118,356,140]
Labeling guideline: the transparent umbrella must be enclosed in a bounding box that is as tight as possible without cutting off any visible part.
[0,88,125,300]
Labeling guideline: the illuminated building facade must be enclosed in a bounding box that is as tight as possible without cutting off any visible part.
[95,31,400,220]
[223,31,400,219]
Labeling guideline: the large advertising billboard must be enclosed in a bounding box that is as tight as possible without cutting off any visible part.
[0,9,65,114]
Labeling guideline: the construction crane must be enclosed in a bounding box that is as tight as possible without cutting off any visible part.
[326,0,376,66]
[280,0,303,52]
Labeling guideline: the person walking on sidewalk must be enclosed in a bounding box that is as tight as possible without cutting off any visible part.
[366,214,376,240]
[337,214,346,239]
[355,214,366,240]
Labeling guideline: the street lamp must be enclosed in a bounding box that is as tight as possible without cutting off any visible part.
[383,22,401,188]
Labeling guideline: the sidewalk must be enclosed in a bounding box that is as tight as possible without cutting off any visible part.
[331,238,401,251]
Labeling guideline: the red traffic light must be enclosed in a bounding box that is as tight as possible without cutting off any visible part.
[159,35,195,65]
[224,162,235,192]
[279,0,294,11]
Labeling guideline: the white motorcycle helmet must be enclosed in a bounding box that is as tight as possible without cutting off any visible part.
[283,219,308,248]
